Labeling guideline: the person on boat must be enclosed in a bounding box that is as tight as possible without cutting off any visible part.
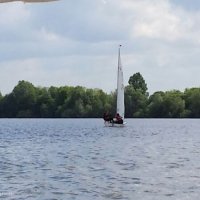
[113,113,123,124]
[103,112,113,123]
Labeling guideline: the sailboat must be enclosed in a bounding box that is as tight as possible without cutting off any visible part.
[104,45,125,127]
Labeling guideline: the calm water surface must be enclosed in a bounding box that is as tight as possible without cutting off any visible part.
[0,119,200,200]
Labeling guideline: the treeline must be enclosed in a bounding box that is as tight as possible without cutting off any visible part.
[0,73,200,118]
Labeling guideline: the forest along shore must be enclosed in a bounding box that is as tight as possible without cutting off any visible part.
[0,73,199,118]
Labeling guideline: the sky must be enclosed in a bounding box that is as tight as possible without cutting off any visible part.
[0,0,200,95]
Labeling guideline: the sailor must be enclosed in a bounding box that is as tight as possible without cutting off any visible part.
[103,112,113,123]
[114,113,123,124]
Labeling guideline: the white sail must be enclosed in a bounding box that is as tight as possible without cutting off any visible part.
[116,45,124,119]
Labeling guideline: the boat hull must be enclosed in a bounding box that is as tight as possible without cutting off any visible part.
[104,121,126,127]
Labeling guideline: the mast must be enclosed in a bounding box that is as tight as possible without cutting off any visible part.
[116,45,124,119]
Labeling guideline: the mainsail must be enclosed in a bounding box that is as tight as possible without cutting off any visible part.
[116,45,124,119]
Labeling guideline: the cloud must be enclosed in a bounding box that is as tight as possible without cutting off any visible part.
[132,1,182,40]
[0,0,200,95]
[0,3,30,26]
[0,55,118,95]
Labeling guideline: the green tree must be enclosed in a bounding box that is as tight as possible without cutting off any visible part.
[125,85,148,117]
[147,91,165,118]
[125,73,148,117]
[160,90,185,118]
[0,92,2,117]
[3,78,200,118]
[12,81,37,117]
[128,72,148,95]
[34,87,55,118]
[0,94,17,117]
[184,88,200,118]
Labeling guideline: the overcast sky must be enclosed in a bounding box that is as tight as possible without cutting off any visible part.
[0,0,200,95]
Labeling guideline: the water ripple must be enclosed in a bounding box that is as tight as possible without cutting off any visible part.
[0,119,200,199]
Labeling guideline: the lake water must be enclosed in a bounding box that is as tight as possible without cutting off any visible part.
[0,119,200,200]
